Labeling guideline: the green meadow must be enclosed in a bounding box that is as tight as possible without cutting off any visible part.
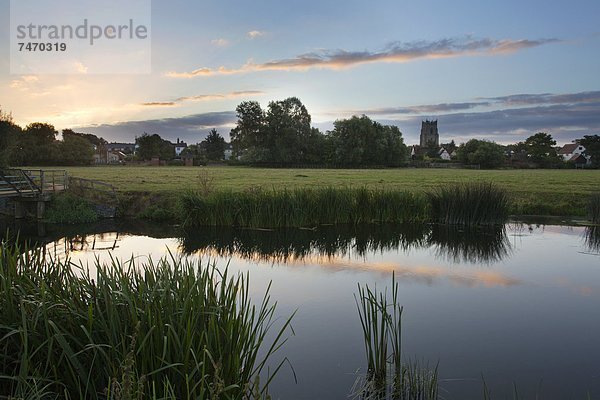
[59,166,600,217]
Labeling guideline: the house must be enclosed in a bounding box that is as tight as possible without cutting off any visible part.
[172,138,188,156]
[224,143,233,161]
[93,143,131,164]
[106,143,136,154]
[559,143,586,161]
[107,151,127,164]
[410,145,452,161]
[438,147,451,161]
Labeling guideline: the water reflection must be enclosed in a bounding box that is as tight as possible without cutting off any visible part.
[180,224,511,264]
[429,225,511,264]
[585,226,600,254]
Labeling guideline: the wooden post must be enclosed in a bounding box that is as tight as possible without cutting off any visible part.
[40,170,45,194]
[37,200,45,220]
[14,201,24,219]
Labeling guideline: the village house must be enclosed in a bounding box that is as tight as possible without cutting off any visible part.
[558,143,586,161]
[172,139,188,156]
[93,142,136,164]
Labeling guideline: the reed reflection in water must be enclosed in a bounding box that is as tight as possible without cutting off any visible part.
[179,223,511,265]
[585,225,600,254]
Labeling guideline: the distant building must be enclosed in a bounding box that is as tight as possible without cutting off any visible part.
[420,120,439,148]
[438,147,451,161]
[558,143,586,161]
[106,143,136,154]
[172,138,188,156]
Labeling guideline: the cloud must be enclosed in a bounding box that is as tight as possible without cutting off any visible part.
[74,111,238,143]
[346,102,489,116]
[166,36,559,78]
[376,101,600,145]
[333,90,600,144]
[9,75,39,89]
[140,90,265,107]
[247,30,265,39]
[484,91,600,106]
[211,38,230,47]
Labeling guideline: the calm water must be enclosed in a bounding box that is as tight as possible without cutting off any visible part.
[3,220,600,399]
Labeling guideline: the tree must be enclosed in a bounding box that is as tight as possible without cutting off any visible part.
[580,135,600,167]
[230,97,323,164]
[327,115,407,166]
[457,139,505,168]
[200,129,226,161]
[264,97,313,163]
[524,132,560,167]
[13,123,59,165]
[57,134,94,165]
[230,101,265,160]
[0,108,21,167]
[136,133,175,160]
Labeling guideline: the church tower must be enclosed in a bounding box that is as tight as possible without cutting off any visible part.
[420,120,439,148]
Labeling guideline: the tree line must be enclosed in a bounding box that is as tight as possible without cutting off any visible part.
[230,97,408,166]
[1,101,599,168]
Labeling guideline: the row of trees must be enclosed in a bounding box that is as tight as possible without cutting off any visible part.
[455,132,600,168]
[0,112,96,166]
[2,102,599,168]
[230,97,408,166]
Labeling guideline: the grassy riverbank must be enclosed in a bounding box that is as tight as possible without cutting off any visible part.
[57,166,599,217]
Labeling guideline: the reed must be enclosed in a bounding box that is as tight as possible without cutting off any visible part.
[354,274,438,399]
[588,192,600,224]
[0,238,294,399]
[427,182,509,226]
[180,187,428,229]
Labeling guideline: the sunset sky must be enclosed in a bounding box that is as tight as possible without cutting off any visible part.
[1,0,599,145]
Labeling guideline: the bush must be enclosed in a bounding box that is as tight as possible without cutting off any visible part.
[45,192,98,224]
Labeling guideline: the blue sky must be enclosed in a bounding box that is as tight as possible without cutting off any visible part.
[1,0,599,145]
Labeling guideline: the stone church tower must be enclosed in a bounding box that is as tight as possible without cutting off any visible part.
[420,120,439,148]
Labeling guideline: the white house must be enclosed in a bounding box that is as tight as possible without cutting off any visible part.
[438,147,451,161]
[173,139,188,156]
[558,143,586,161]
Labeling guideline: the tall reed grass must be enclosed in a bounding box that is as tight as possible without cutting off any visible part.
[180,187,429,229]
[427,182,509,226]
[354,275,438,399]
[0,238,294,399]
[588,192,600,224]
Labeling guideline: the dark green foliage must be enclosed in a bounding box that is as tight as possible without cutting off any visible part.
[135,132,175,160]
[179,187,429,229]
[200,128,227,161]
[57,134,95,165]
[456,139,505,168]
[137,204,176,221]
[328,115,408,167]
[45,192,99,224]
[524,132,561,167]
[231,97,322,164]
[62,129,106,148]
[12,122,59,166]
[588,192,600,224]
[428,182,509,226]
[0,239,293,399]
[0,108,20,167]
[580,135,600,167]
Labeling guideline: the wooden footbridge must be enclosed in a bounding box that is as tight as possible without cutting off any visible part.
[0,169,68,218]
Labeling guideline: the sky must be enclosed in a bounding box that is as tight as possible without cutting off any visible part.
[1,0,599,145]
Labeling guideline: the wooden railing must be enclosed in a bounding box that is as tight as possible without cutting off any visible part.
[0,169,68,198]
[21,169,69,194]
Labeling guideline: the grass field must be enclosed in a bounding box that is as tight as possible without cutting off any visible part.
[59,166,600,216]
